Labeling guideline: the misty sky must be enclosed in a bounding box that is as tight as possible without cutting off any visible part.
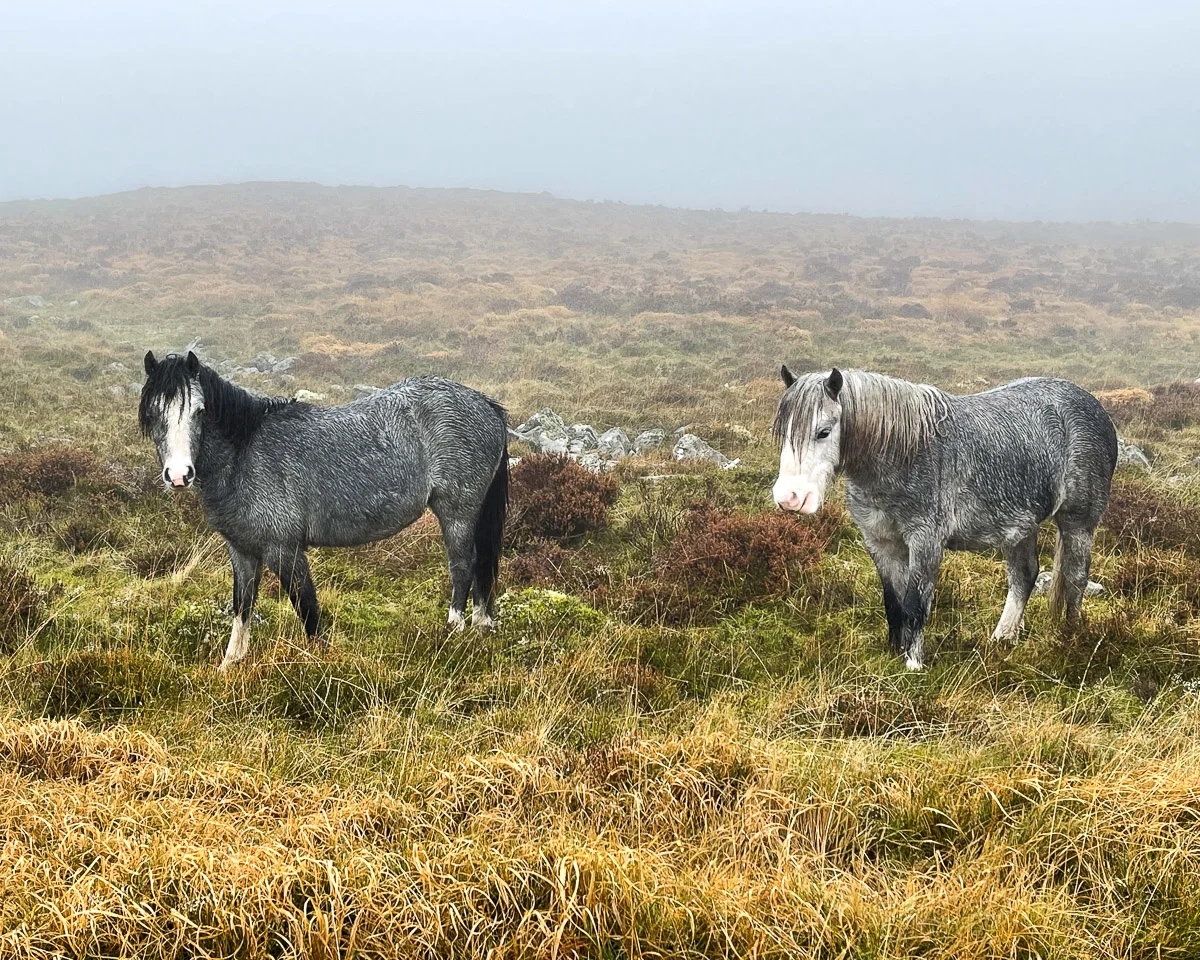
[3,0,1199,221]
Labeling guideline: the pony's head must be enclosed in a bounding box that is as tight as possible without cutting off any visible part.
[140,350,204,489]
[771,365,843,513]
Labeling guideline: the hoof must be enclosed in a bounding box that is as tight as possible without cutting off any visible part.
[905,656,925,671]
[447,609,466,633]
[472,611,496,631]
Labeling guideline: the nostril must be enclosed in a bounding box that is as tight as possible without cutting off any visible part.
[184,465,195,482]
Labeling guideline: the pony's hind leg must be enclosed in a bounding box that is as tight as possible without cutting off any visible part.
[434,514,476,631]
[266,545,323,642]
[993,531,1039,642]
[1048,523,1096,631]
[221,543,262,671]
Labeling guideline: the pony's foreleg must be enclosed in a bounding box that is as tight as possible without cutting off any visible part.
[900,539,943,671]
[864,537,909,655]
[221,544,262,671]
[267,546,323,642]
[993,531,1039,642]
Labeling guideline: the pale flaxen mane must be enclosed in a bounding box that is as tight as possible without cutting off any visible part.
[775,370,950,472]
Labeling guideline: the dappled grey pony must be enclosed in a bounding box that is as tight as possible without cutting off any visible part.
[772,367,1116,669]
[140,351,508,669]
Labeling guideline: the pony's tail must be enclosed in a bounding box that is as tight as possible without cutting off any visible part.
[1047,529,1069,623]
[473,431,508,618]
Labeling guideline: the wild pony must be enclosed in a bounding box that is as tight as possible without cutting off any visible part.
[772,367,1117,669]
[140,351,509,669]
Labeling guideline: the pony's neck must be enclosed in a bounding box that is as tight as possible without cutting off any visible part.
[193,367,288,482]
[837,372,948,481]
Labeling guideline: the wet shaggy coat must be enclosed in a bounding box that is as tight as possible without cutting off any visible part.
[140,352,508,667]
[775,370,1117,668]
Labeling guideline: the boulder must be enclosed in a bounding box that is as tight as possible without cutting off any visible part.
[295,389,327,403]
[578,451,618,473]
[1116,437,1151,471]
[634,428,665,452]
[353,384,381,399]
[673,434,737,469]
[512,408,570,454]
[597,427,633,459]
[567,423,599,456]
[3,295,46,309]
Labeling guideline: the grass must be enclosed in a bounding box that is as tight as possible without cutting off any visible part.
[1,183,1200,955]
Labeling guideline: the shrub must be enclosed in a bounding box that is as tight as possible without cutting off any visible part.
[509,455,620,546]
[653,505,842,610]
[1101,382,1200,431]
[1102,478,1200,555]
[0,447,107,500]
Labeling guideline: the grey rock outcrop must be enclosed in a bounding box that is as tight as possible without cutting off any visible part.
[1116,438,1151,471]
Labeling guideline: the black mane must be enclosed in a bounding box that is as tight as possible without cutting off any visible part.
[140,354,298,450]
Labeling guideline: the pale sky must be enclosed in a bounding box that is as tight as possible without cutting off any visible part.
[3,0,1198,221]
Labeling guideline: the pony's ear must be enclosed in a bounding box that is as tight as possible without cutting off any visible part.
[144,350,158,375]
[780,364,796,387]
[825,367,844,400]
[186,351,200,375]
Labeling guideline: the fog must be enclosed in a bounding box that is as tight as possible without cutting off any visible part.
[3,0,1198,221]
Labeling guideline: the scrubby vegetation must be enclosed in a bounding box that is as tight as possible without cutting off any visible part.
[2,184,1200,956]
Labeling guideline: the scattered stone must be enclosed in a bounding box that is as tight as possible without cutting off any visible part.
[249,352,298,374]
[634,428,665,452]
[673,433,737,469]
[107,361,127,373]
[353,384,381,399]
[68,300,80,307]
[127,381,142,395]
[597,427,633,459]
[107,385,126,397]
[3,295,46,309]
[567,423,599,456]
[578,451,618,473]
[1032,571,1106,597]
[511,408,570,454]
[294,389,327,403]
[1117,437,1151,471]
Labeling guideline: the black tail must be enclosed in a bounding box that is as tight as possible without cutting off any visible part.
[473,436,508,616]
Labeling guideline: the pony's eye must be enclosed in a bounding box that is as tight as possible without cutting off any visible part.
[815,427,832,441]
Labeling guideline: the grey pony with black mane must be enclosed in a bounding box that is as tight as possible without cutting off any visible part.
[140,350,508,669]
[772,367,1116,669]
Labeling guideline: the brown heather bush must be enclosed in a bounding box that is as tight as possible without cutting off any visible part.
[1102,478,1200,554]
[508,454,620,547]
[649,505,842,614]
[0,446,107,500]
[1102,381,1200,430]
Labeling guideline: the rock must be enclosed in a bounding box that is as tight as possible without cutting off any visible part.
[127,381,143,395]
[507,456,522,470]
[353,384,381,399]
[107,385,126,397]
[3,295,46,309]
[634,428,665,452]
[511,408,570,454]
[1116,438,1151,471]
[1032,571,1106,597]
[68,300,79,307]
[567,423,599,456]
[295,389,327,403]
[251,352,277,373]
[578,451,618,473]
[106,361,127,373]
[726,424,755,444]
[272,357,296,373]
[673,434,736,468]
[597,427,633,459]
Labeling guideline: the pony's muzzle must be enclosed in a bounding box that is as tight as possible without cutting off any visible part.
[164,465,195,488]
[772,483,820,513]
